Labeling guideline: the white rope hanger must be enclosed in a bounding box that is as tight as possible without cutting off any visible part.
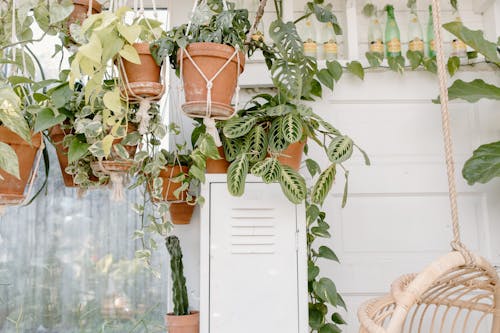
[357,0,500,331]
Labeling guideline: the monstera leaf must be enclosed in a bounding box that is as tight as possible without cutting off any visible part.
[269,20,303,61]
[462,141,500,185]
[227,154,249,196]
[271,59,303,100]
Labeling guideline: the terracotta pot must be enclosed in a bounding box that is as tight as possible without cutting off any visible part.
[206,146,229,174]
[178,42,245,118]
[158,166,195,225]
[165,311,199,333]
[277,140,306,171]
[0,127,42,204]
[121,43,163,100]
[66,0,102,34]
[49,125,76,187]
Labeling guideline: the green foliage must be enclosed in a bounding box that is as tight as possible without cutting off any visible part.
[462,141,500,185]
[227,153,249,196]
[0,142,20,179]
[279,165,307,203]
[311,165,336,205]
[166,236,190,316]
[447,56,461,76]
[346,61,364,80]
[446,79,500,103]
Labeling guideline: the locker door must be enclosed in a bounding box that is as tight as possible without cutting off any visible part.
[209,182,301,333]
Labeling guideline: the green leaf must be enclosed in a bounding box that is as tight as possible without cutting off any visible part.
[198,134,220,159]
[223,116,257,139]
[388,56,405,74]
[362,3,376,17]
[266,104,294,116]
[68,137,90,163]
[269,20,304,61]
[262,158,281,184]
[244,125,268,162]
[271,59,303,99]
[34,108,66,132]
[326,60,343,81]
[223,137,242,162]
[119,44,141,64]
[450,0,458,11]
[423,57,437,74]
[279,166,306,204]
[462,141,500,185]
[49,1,73,24]
[227,154,249,196]
[406,50,423,70]
[308,261,320,282]
[327,136,353,163]
[311,226,331,238]
[309,307,324,330]
[313,277,338,306]
[103,89,123,114]
[281,113,303,143]
[251,158,272,177]
[311,164,336,205]
[309,3,342,35]
[117,23,142,44]
[446,79,500,103]
[0,87,31,143]
[443,21,500,65]
[319,323,342,333]
[268,118,289,152]
[346,61,364,80]
[0,142,20,178]
[318,246,339,262]
[366,52,382,67]
[306,158,321,177]
[331,313,347,325]
[447,56,461,77]
[317,69,334,90]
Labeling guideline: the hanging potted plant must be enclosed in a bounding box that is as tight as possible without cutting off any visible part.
[165,236,199,333]
[150,0,250,118]
[64,0,102,45]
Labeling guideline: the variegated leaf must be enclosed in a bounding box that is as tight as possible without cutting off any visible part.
[279,165,306,204]
[223,116,257,139]
[262,158,281,184]
[227,154,249,197]
[281,113,303,143]
[223,137,242,162]
[327,136,353,163]
[268,118,289,152]
[311,164,336,205]
[266,104,294,116]
[244,125,268,163]
[251,158,272,177]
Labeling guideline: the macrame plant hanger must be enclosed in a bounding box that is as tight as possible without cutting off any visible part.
[358,0,500,332]
[177,0,267,147]
[0,0,45,215]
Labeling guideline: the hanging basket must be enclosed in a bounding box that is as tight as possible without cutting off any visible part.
[178,42,245,118]
[165,311,199,333]
[120,42,164,102]
[0,127,42,205]
[206,146,230,174]
[49,125,76,187]
[276,140,306,171]
[156,165,195,225]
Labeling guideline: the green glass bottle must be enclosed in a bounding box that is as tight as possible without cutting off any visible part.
[368,16,384,58]
[427,5,436,58]
[408,10,424,55]
[321,22,338,61]
[450,10,467,58]
[385,5,401,58]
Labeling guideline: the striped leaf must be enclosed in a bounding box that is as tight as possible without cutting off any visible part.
[268,118,289,152]
[266,104,294,116]
[227,154,249,197]
[327,136,353,163]
[223,137,242,162]
[279,165,306,204]
[251,158,273,177]
[262,158,281,184]
[244,125,268,163]
[281,113,303,143]
[311,164,336,205]
[223,116,257,139]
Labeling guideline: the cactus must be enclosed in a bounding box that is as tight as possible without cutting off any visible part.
[166,236,189,316]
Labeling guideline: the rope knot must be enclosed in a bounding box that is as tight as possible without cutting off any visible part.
[206,81,213,89]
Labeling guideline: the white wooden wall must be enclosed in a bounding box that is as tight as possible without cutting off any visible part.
[166,1,500,332]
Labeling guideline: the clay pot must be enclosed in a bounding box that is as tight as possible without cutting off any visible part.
[0,127,42,204]
[165,311,199,333]
[158,166,195,225]
[49,125,76,187]
[178,42,245,118]
[277,141,306,171]
[66,0,102,34]
[206,146,230,174]
[121,43,163,100]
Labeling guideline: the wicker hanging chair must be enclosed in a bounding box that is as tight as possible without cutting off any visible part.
[358,0,500,332]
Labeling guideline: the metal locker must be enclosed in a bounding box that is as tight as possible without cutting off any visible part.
[200,175,307,333]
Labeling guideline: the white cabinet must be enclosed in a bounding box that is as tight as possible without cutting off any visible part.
[199,175,307,333]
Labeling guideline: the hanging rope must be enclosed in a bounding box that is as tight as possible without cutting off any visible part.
[246,0,268,43]
[431,0,473,263]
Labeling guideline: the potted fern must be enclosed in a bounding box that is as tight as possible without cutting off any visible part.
[165,236,199,333]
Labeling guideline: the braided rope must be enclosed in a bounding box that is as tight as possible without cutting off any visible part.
[431,0,472,263]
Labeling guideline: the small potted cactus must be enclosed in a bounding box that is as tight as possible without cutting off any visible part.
[165,236,199,333]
